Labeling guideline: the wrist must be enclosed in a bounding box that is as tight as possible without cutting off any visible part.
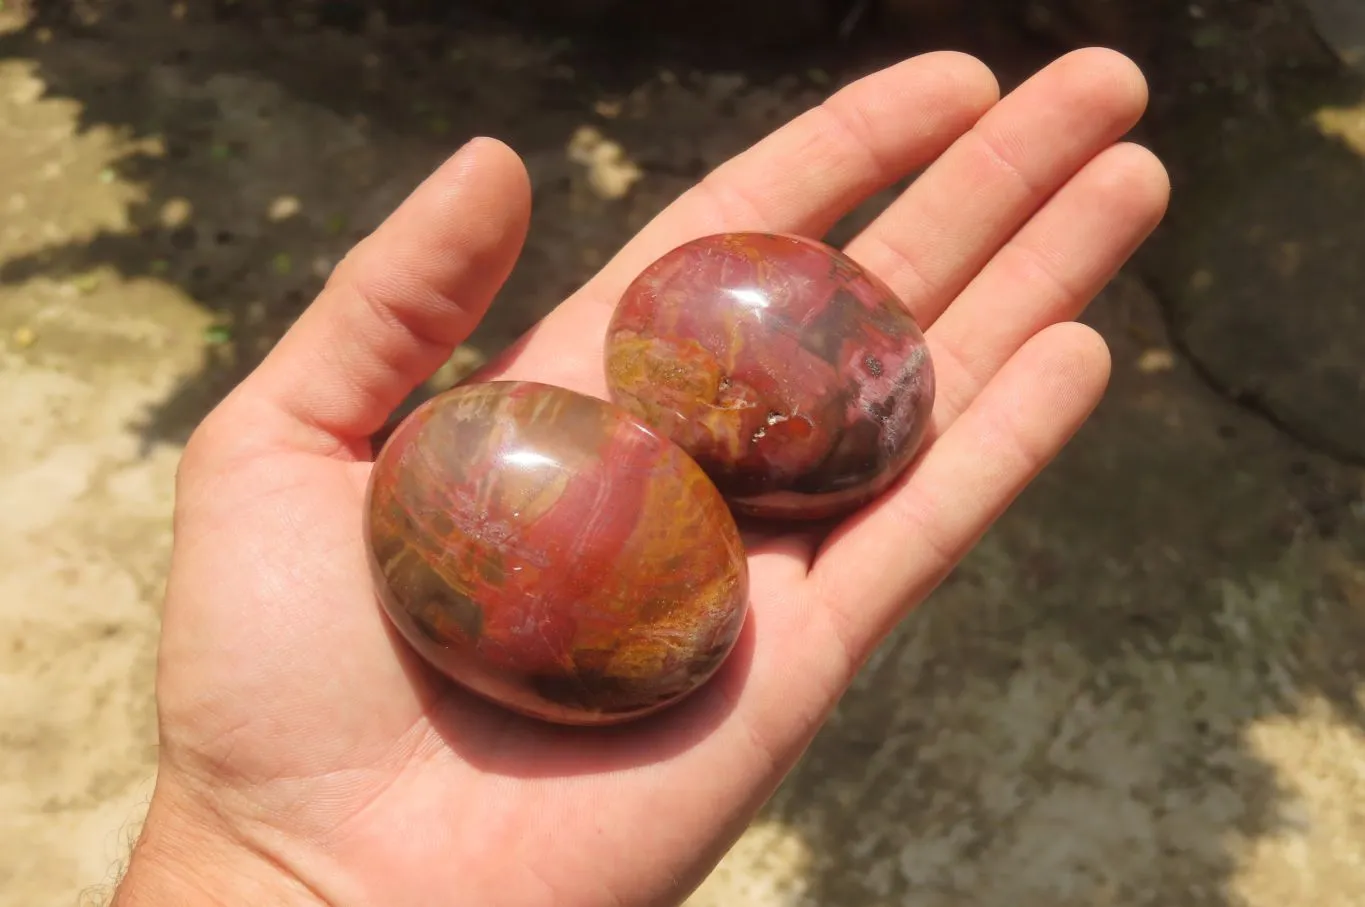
[112,776,330,907]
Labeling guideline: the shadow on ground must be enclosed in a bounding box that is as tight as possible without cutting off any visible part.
[3,0,1365,903]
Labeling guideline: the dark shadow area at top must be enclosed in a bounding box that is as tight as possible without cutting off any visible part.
[6,0,1365,904]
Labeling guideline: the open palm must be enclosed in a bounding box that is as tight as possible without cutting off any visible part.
[124,49,1168,907]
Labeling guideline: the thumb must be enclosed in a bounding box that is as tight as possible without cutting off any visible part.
[234,137,531,456]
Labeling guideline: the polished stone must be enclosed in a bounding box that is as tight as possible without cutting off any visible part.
[365,381,749,725]
[605,232,935,520]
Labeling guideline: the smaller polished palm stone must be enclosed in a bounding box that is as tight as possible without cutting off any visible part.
[604,231,935,520]
[364,380,749,726]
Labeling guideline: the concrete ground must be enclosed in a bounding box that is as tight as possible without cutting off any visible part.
[2,2,1364,905]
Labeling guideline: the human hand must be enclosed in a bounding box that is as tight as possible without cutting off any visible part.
[113,48,1168,907]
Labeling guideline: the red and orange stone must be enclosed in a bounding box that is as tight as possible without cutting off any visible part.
[605,232,936,520]
[364,380,749,725]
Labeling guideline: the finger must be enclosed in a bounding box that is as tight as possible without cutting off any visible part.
[928,141,1168,427]
[843,47,1149,328]
[241,138,531,453]
[799,323,1111,679]
[480,51,1000,390]
[583,52,1000,305]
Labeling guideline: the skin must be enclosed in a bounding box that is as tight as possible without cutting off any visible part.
[112,48,1169,907]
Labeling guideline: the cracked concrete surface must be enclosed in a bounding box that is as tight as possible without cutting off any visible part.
[2,2,1364,906]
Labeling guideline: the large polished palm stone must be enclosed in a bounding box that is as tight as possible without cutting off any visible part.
[365,381,749,726]
[604,232,935,520]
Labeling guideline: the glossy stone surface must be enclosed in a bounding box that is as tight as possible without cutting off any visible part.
[364,380,749,726]
[604,232,935,520]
